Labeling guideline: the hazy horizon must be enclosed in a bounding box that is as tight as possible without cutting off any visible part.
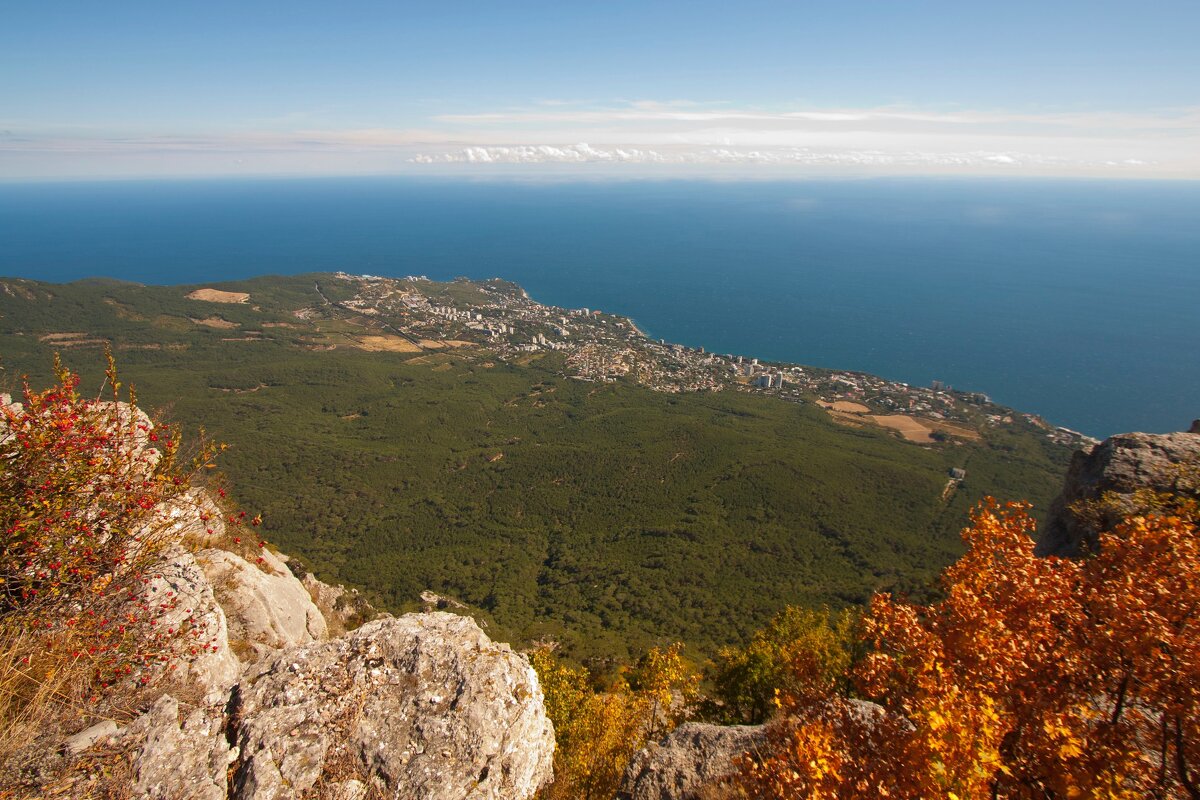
[4,1,1198,181]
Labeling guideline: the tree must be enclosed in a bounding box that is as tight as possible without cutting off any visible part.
[533,642,700,800]
[737,499,1200,798]
[708,605,856,724]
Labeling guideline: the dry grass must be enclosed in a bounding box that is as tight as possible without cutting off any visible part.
[0,627,133,795]
[930,420,982,441]
[36,332,89,342]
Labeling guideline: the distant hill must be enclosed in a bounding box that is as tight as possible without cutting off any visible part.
[0,273,1077,663]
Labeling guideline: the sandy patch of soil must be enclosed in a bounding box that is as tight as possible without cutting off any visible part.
[351,335,422,353]
[826,400,870,413]
[871,414,936,443]
[187,289,250,303]
[38,332,107,347]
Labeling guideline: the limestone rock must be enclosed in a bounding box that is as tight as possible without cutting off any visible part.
[1037,430,1200,556]
[148,549,241,702]
[618,722,766,800]
[63,720,120,755]
[618,701,890,800]
[198,547,327,662]
[125,694,236,800]
[229,612,554,800]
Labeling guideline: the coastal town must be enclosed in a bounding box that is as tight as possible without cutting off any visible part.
[319,272,1099,451]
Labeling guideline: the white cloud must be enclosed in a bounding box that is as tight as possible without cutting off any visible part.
[408,143,1152,170]
[3,101,1198,179]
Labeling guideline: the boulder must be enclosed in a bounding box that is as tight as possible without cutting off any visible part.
[1037,430,1200,556]
[618,722,766,800]
[229,612,554,800]
[198,547,327,662]
[618,700,890,800]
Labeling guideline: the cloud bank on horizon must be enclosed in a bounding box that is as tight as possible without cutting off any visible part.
[2,1,1198,180]
[5,100,1197,180]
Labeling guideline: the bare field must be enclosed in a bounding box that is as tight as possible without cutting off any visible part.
[352,335,422,353]
[187,288,250,304]
[871,414,936,443]
[827,410,868,428]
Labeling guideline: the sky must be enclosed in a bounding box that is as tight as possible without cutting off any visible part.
[3,0,1199,180]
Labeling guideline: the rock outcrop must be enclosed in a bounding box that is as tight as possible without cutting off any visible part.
[299,570,376,634]
[618,722,765,800]
[47,482,555,800]
[1037,428,1200,556]
[113,610,555,800]
[230,613,554,800]
[198,547,327,661]
[148,548,242,702]
[618,699,892,800]
[126,695,235,800]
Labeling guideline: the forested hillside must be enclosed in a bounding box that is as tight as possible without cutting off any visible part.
[0,274,1073,662]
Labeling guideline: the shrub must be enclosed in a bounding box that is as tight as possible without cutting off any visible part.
[0,355,222,745]
[533,642,699,800]
[707,605,857,724]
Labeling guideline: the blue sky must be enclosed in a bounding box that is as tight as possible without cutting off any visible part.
[3,0,1198,179]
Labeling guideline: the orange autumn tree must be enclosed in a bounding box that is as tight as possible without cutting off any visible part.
[738,498,1200,799]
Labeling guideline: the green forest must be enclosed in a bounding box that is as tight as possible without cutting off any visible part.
[0,274,1073,664]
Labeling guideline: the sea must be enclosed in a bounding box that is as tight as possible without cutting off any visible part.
[1,176,1197,439]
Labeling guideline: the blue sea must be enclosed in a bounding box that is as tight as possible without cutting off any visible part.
[1,176,1197,438]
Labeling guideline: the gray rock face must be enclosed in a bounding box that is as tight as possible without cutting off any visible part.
[149,549,242,702]
[229,612,554,800]
[125,695,236,800]
[198,547,327,662]
[1037,430,1200,556]
[618,722,766,800]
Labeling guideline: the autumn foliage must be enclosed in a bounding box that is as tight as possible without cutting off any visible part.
[533,642,700,800]
[709,605,857,724]
[737,498,1200,799]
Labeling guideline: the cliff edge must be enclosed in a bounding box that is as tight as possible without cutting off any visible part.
[1036,424,1200,557]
